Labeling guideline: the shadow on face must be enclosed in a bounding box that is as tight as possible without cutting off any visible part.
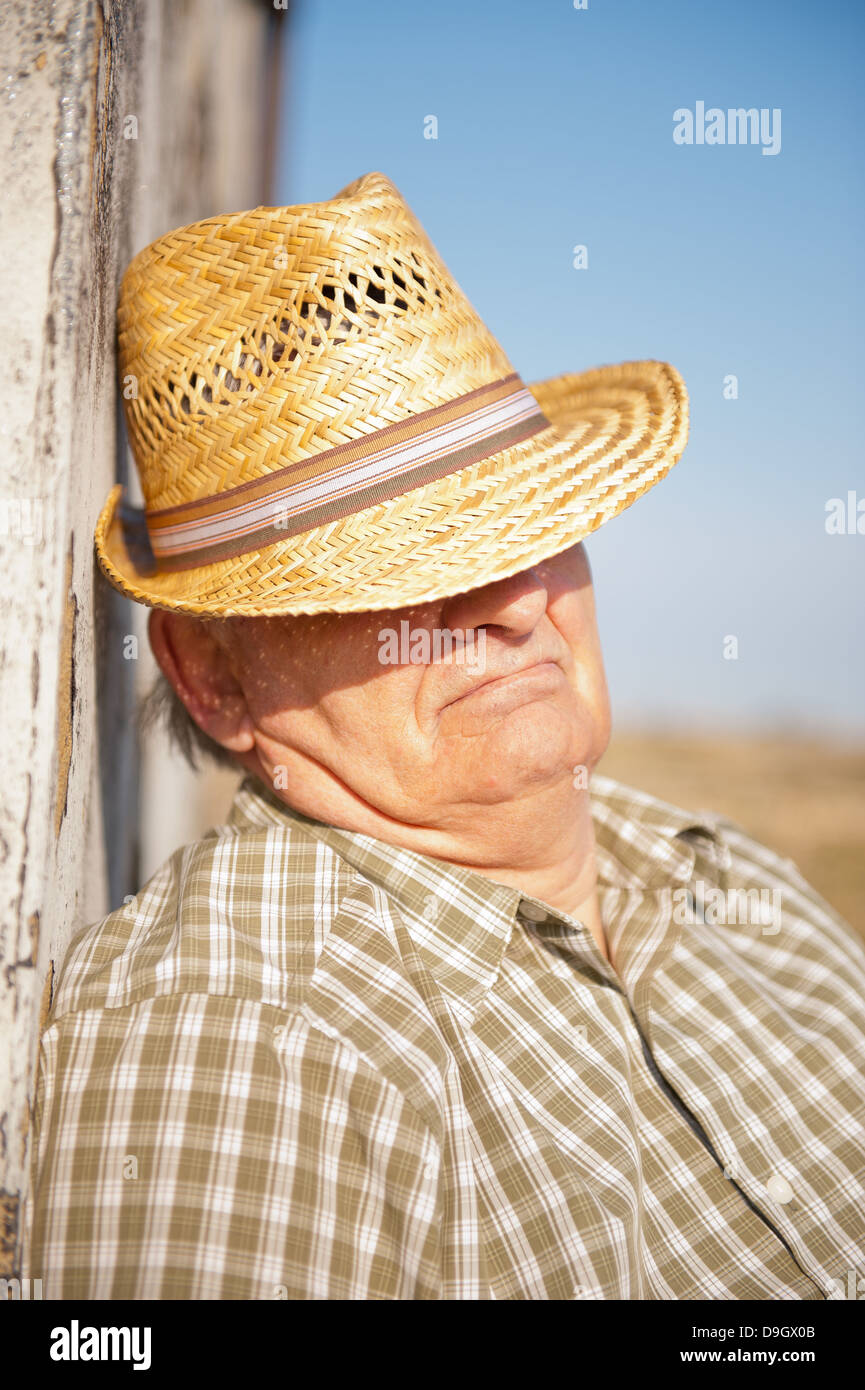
[150,542,612,825]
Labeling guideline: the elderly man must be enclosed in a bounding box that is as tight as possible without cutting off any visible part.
[25,173,865,1300]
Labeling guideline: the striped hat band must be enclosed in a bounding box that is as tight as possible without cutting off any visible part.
[136,372,551,572]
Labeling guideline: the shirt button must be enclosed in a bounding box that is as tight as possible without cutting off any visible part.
[766,1173,795,1204]
[519,900,548,922]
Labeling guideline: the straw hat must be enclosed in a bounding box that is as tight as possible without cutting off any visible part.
[95,171,689,616]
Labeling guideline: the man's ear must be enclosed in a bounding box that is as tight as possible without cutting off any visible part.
[148,610,256,753]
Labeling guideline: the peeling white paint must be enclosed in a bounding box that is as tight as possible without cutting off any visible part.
[0,0,280,1276]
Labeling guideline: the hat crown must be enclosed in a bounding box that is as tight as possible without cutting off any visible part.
[118,172,515,512]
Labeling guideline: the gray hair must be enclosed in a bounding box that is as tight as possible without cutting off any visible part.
[138,671,240,772]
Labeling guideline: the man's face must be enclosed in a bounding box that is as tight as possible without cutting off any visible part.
[212,541,611,835]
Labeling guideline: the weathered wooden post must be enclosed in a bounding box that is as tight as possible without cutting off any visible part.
[0,0,285,1287]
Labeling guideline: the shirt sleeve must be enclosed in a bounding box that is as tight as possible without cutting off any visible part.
[24,991,443,1299]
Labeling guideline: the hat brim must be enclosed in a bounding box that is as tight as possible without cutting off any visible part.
[94,359,687,616]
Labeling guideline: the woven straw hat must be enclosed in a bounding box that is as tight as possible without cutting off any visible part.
[95,171,689,615]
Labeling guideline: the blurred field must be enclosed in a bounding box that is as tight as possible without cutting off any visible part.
[600,732,865,938]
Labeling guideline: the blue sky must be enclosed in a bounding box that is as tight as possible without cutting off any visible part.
[276,0,864,735]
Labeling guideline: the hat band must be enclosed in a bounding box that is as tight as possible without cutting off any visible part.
[137,373,551,572]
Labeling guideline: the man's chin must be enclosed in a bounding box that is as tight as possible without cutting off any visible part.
[447,708,592,798]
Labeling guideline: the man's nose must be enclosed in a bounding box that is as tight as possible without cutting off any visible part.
[440,566,549,639]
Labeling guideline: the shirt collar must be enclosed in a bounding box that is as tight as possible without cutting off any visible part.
[589,774,727,890]
[229,774,520,1013]
[228,771,725,1013]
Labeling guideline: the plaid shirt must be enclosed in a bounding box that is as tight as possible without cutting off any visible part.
[23,772,865,1300]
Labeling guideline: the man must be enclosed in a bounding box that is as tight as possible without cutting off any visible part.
[25,172,865,1299]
